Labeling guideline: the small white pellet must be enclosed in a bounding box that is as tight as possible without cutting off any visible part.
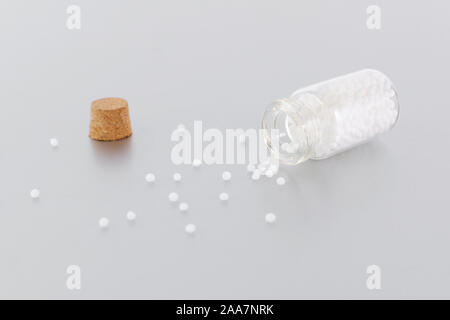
[258,162,268,171]
[173,173,182,182]
[126,211,136,221]
[30,189,40,199]
[145,173,156,183]
[222,171,231,181]
[291,141,301,153]
[265,170,274,178]
[192,158,202,167]
[251,170,261,180]
[185,223,196,234]
[168,192,179,202]
[287,142,300,154]
[50,138,59,148]
[265,213,277,224]
[276,177,286,186]
[99,217,109,229]
[179,202,189,212]
[219,192,229,201]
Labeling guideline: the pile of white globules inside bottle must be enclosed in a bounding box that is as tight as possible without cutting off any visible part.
[263,69,399,165]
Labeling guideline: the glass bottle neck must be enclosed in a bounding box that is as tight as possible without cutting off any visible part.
[262,92,324,165]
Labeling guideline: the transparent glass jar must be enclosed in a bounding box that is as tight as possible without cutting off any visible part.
[262,69,399,165]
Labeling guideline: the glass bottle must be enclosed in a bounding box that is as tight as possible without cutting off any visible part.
[262,69,399,165]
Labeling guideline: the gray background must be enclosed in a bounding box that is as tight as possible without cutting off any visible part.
[0,0,449,299]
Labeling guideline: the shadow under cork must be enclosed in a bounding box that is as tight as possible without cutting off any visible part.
[89,136,134,166]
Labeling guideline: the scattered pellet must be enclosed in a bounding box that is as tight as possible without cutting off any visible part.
[281,142,290,152]
[268,164,279,174]
[168,192,179,202]
[185,223,196,234]
[265,213,276,224]
[258,163,268,171]
[265,169,274,178]
[99,217,109,229]
[126,211,136,221]
[50,138,59,148]
[219,192,229,201]
[222,171,231,181]
[179,202,189,212]
[276,177,286,186]
[173,173,182,182]
[286,142,300,154]
[145,173,156,183]
[192,158,202,167]
[251,170,261,180]
[30,189,40,199]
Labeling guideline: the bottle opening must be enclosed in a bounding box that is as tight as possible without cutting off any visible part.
[262,98,316,165]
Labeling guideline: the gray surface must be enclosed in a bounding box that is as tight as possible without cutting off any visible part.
[0,0,449,299]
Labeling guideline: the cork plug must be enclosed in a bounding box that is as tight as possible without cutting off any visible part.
[89,98,132,141]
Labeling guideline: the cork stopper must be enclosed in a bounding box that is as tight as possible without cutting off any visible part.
[89,98,132,141]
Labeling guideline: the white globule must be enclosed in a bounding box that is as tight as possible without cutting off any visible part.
[126,211,136,221]
[219,192,229,201]
[168,192,179,202]
[145,173,156,183]
[99,217,109,229]
[30,189,40,199]
[258,161,270,171]
[50,138,59,148]
[286,142,299,154]
[179,202,189,212]
[248,158,279,180]
[265,213,277,224]
[276,177,286,186]
[251,170,261,180]
[265,170,274,178]
[268,164,279,174]
[222,171,231,181]
[192,158,202,167]
[173,173,182,182]
[185,223,196,234]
